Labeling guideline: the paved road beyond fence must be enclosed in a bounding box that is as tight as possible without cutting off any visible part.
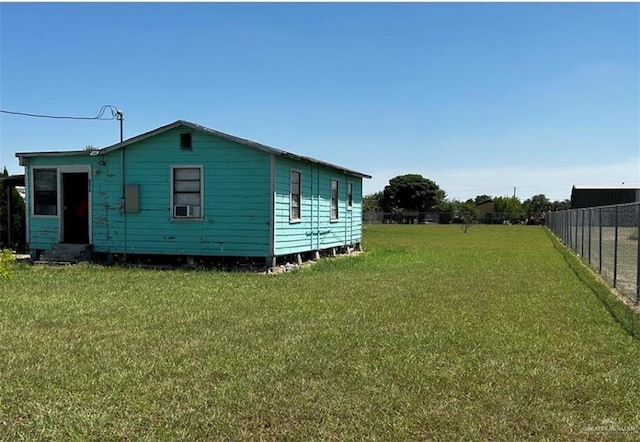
[546,202,639,302]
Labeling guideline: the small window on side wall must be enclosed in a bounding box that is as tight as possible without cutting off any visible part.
[331,179,339,221]
[33,168,58,216]
[347,182,353,209]
[180,133,192,151]
[290,170,301,221]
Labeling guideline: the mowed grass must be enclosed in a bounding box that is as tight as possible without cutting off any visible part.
[1,225,639,440]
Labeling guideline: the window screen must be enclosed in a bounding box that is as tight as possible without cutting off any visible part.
[290,170,301,220]
[33,169,57,216]
[331,179,339,220]
[172,166,202,218]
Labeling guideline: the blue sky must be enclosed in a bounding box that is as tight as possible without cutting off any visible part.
[1,2,638,201]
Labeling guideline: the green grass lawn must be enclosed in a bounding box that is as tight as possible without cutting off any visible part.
[1,225,639,440]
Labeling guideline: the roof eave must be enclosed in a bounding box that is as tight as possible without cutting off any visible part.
[99,119,371,178]
[15,119,372,179]
[97,120,187,155]
[572,184,640,190]
[15,150,88,158]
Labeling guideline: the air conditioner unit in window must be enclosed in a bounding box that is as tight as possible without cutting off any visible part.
[174,205,194,218]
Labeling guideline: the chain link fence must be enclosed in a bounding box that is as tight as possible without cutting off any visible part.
[546,202,639,302]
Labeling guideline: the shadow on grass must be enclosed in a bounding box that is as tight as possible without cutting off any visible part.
[546,229,640,341]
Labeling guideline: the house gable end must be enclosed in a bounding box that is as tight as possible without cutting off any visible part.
[95,120,371,179]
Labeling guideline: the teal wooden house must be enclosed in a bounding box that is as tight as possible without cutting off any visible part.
[16,120,371,265]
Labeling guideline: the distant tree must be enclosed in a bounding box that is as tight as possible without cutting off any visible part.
[436,199,453,213]
[363,191,383,213]
[550,199,570,211]
[474,194,493,205]
[0,167,26,251]
[438,198,477,229]
[435,199,454,224]
[493,196,523,223]
[460,199,479,220]
[522,194,551,224]
[459,199,479,232]
[523,194,550,215]
[381,174,445,212]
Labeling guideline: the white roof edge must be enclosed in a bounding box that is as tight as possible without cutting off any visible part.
[16,150,88,158]
[572,184,640,190]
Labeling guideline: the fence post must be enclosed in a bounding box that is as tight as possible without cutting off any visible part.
[568,211,572,248]
[569,210,573,248]
[573,210,580,253]
[598,207,603,274]
[581,209,585,257]
[637,203,640,303]
[613,205,619,288]
[578,210,582,255]
[587,208,592,265]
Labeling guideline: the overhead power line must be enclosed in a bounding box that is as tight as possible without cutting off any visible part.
[0,104,122,120]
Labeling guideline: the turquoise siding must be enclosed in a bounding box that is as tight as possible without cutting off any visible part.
[24,156,98,252]
[95,128,271,256]
[21,123,365,260]
[26,215,59,252]
[24,128,271,257]
[273,157,363,256]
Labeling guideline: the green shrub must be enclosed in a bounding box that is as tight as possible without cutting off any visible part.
[0,249,15,279]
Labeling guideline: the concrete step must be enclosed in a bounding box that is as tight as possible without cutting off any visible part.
[39,244,92,264]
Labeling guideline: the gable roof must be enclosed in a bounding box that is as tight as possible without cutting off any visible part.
[16,120,372,179]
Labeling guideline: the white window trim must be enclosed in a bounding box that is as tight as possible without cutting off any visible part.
[330,177,339,222]
[290,169,302,223]
[31,166,59,218]
[170,165,204,221]
[347,181,354,210]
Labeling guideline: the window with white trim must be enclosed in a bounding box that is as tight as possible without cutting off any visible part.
[33,168,58,216]
[331,179,339,221]
[347,182,353,209]
[290,170,301,221]
[171,166,202,218]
